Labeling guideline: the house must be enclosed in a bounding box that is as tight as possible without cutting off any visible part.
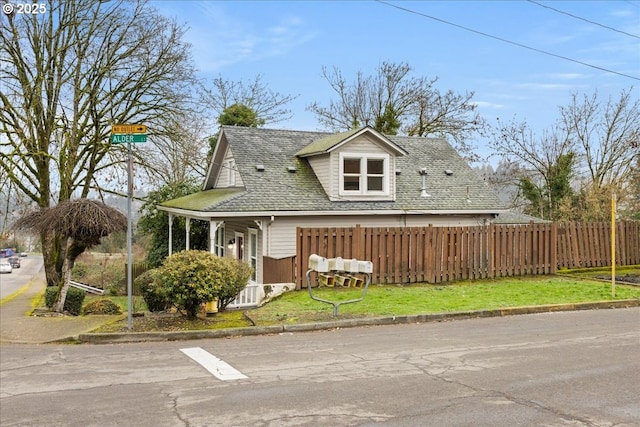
[493,211,550,224]
[158,126,506,306]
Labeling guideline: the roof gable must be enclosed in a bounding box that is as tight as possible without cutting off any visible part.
[295,126,408,157]
[203,132,227,190]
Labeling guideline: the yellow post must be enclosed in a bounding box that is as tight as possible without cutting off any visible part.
[205,299,218,317]
[611,193,616,297]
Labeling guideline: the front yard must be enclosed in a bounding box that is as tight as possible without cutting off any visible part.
[90,268,640,332]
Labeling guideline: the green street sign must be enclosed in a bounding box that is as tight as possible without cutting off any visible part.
[110,134,147,144]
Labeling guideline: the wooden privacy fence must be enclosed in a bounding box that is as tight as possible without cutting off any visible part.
[263,256,296,284]
[557,221,640,269]
[123,262,150,294]
[295,221,639,288]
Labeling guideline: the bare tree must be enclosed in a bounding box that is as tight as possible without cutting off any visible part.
[0,0,198,287]
[137,113,211,186]
[13,199,126,313]
[489,88,639,221]
[202,74,298,126]
[489,118,578,219]
[307,61,485,160]
[561,88,639,188]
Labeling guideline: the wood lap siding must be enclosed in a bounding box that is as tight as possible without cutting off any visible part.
[295,221,639,288]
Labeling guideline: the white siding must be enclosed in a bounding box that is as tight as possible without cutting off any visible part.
[266,214,495,258]
[215,147,244,188]
[307,154,331,194]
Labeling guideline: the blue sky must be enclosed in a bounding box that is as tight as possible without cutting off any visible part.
[152,0,639,161]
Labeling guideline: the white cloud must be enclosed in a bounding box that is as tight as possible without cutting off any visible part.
[518,83,573,90]
[472,101,505,110]
[540,73,586,80]
[174,5,317,73]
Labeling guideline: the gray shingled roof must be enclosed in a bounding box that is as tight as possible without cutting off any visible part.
[160,126,505,214]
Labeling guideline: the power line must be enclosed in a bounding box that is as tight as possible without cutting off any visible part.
[375,0,640,81]
[527,0,640,39]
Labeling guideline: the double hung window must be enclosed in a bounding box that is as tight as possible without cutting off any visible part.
[339,153,389,196]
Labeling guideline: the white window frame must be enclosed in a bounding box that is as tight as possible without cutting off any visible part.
[213,225,225,257]
[338,152,390,196]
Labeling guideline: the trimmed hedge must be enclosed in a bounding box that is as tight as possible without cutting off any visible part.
[45,286,86,316]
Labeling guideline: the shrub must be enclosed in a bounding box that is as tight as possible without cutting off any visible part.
[135,269,171,313]
[83,299,122,315]
[216,258,253,311]
[155,250,252,318]
[72,262,88,279]
[45,286,86,315]
[64,287,86,316]
[45,286,58,308]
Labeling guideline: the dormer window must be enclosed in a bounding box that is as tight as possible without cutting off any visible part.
[339,153,389,196]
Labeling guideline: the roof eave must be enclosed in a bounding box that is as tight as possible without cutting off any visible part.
[156,206,504,219]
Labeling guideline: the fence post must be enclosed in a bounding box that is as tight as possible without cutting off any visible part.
[488,222,495,279]
[353,224,365,261]
[551,222,557,274]
[295,227,303,290]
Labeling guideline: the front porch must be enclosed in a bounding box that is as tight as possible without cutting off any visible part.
[167,214,296,308]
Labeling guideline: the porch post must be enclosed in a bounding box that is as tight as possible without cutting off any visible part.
[209,220,222,254]
[168,213,173,256]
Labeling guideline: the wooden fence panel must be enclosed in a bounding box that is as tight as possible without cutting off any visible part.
[628,221,640,265]
[263,256,295,284]
[296,221,638,287]
[555,221,640,269]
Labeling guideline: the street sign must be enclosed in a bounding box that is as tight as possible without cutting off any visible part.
[111,124,147,134]
[110,134,147,144]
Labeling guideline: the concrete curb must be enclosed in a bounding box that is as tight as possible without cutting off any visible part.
[78,299,640,344]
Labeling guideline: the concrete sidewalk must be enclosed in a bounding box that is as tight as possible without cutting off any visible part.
[0,270,115,344]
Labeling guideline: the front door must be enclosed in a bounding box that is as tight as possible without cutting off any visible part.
[234,232,244,261]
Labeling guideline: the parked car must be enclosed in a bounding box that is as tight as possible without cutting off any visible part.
[8,257,20,268]
[19,252,28,257]
[0,261,12,274]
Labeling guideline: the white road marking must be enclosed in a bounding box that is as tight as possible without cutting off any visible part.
[180,347,248,381]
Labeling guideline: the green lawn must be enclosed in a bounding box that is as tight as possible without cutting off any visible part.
[88,269,640,332]
[247,274,640,325]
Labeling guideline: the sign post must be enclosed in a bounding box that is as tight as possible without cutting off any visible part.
[111,124,147,330]
[611,193,616,297]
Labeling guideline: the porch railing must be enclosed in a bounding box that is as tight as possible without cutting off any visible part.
[227,283,261,308]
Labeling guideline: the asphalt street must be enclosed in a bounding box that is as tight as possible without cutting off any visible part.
[0,255,41,300]
[1,308,639,426]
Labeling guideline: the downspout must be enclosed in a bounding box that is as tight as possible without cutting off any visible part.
[266,215,275,256]
[185,217,191,250]
[168,213,173,256]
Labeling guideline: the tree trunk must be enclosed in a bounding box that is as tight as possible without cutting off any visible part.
[41,231,63,288]
[53,238,74,313]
